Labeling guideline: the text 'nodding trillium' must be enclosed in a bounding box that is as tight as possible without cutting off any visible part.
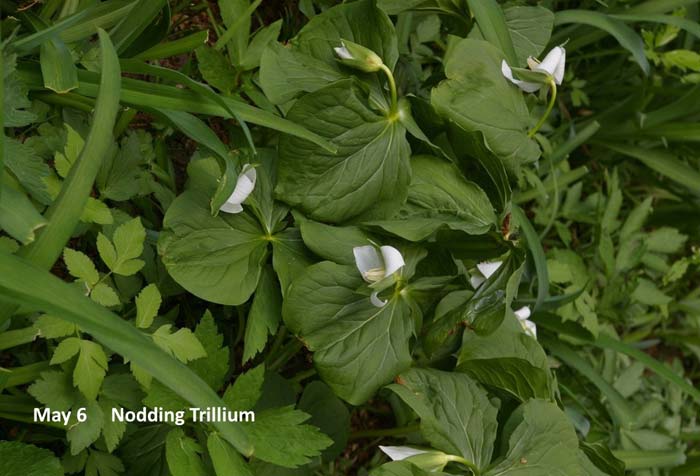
[353,245,405,307]
[219,164,256,214]
[501,46,566,93]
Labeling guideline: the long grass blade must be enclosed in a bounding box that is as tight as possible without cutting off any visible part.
[512,206,549,310]
[466,0,518,66]
[109,0,168,54]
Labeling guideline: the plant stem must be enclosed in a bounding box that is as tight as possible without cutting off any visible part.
[379,63,398,115]
[349,423,420,440]
[528,78,557,138]
[446,455,481,475]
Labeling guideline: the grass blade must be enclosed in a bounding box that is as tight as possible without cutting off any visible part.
[466,0,518,66]
[0,249,253,455]
[133,31,209,60]
[611,13,700,40]
[0,179,47,245]
[512,206,549,310]
[602,143,700,193]
[594,334,700,403]
[109,0,168,54]
[10,7,93,53]
[612,449,686,470]
[555,10,650,75]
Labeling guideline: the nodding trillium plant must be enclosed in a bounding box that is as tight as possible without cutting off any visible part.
[501,46,566,138]
[218,164,256,214]
[353,245,405,307]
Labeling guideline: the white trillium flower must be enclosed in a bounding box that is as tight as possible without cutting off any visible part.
[334,44,353,60]
[353,245,405,308]
[469,260,503,289]
[501,46,566,93]
[379,446,430,462]
[514,305,537,338]
[219,164,256,214]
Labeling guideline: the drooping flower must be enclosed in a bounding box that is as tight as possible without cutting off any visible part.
[469,260,503,289]
[333,39,384,73]
[514,305,537,338]
[353,245,405,307]
[501,46,566,93]
[379,446,453,472]
[379,446,429,461]
[219,165,256,214]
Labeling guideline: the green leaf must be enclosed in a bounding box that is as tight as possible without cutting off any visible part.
[223,364,265,411]
[259,0,397,104]
[240,20,282,71]
[365,155,496,241]
[96,233,117,270]
[67,397,105,454]
[135,284,161,329]
[113,217,146,264]
[554,10,650,75]
[0,441,63,476]
[277,78,410,223]
[189,310,229,390]
[432,39,540,174]
[388,368,499,470]
[284,261,417,404]
[159,163,268,305]
[504,6,555,66]
[74,340,109,400]
[51,336,81,364]
[85,450,125,476]
[270,227,315,295]
[207,432,254,476]
[467,0,518,66]
[40,33,79,93]
[246,406,333,468]
[370,461,436,476]
[28,370,77,411]
[165,428,207,476]
[243,267,282,362]
[512,206,549,311]
[0,182,47,245]
[91,283,121,307]
[298,381,351,461]
[64,248,100,287]
[631,278,672,306]
[298,217,371,265]
[34,314,77,339]
[99,398,127,453]
[4,136,51,203]
[152,325,207,364]
[457,315,553,401]
[484,400,581,475]
[2,53,37,127]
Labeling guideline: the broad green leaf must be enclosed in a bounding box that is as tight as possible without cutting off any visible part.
[388,368,499,470]
[246,405,333,467]
[152,325,207,363]
[457,314,553,401]
[51,336,81,364]
[159,168,268,305]
[554,10,650,75]
[284,261,417,404]
[0,182,46,245]
[484,400,581,475]
[432,39,540,174]
[135,284,161,329]
[28,370,77,411]
[0,441,63,476]
[165,428,207,476]
[34,314,77,339]
[504,6,555,66]
[196,45,237,94]
[298,217,371,265]
[243,267,282,362]
[240,20,282,71]
[0,251,252,455]
[277,79,410,223]
[208,432,254,476]
[97,131,148,202]
[298,381,351,461]
[113,217,146,263]
[370,461,437,476]
[466,0,518,66]
[365,155,496,241]
[64,248,100,287]
[270,227,315,295]
[259,0,398,104]
[190,311,229,390]
[39,33,79,93]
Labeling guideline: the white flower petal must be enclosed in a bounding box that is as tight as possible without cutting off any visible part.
[334,44,353,60]
[501,60,541,93]
[370,292,387,308]
[535,46,565,82]
[219,164,257,214]
[553,48,566,85]
[379,446,429,462]
[477,261,503,279]
[380,246,405,277]
[514,306,531,320]
[470,274,485,289]
[353,245,383,281]
[521,319,537,338]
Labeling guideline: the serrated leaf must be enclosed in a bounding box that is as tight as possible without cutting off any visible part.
[99,398,127,453]
[113,258,145,276]
[189,310,229,389]
[28,370,77,411]
[0,441,63,476]
[113,217,146,261]
[74,340,109,400]
[243,267,281,362]
[207,433,254,476]
[223,364,265,411]
[68,398,105,455]
[97,233,118,270]
[152,325,207,363]
[64,248,100,287]
[247,406,333,468]
[165,428,207,476]
[82,198,114,225]
[135,284,161,328]
[85,450,125,476]
[51,336,81,364]
[91,283,121,307]
[34,314,78,338]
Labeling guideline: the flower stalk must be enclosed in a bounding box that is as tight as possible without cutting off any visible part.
[528,77,557,138]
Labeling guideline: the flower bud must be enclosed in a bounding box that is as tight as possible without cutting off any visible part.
[333,39,384,73]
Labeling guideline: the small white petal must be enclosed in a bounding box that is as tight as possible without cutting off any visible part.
[370,292,387,308]
[521,319,537,338]
[334,44,353,60]
[477,261,503,279]
[353,245,383,281]
[514,306,531,320]
[552,48,566,85]
[220,165,256,214]
[470,274,485,289]
[380,246,405,278]
[501,60,541,93]
[535,46,565,79]
[379,446,429,462]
